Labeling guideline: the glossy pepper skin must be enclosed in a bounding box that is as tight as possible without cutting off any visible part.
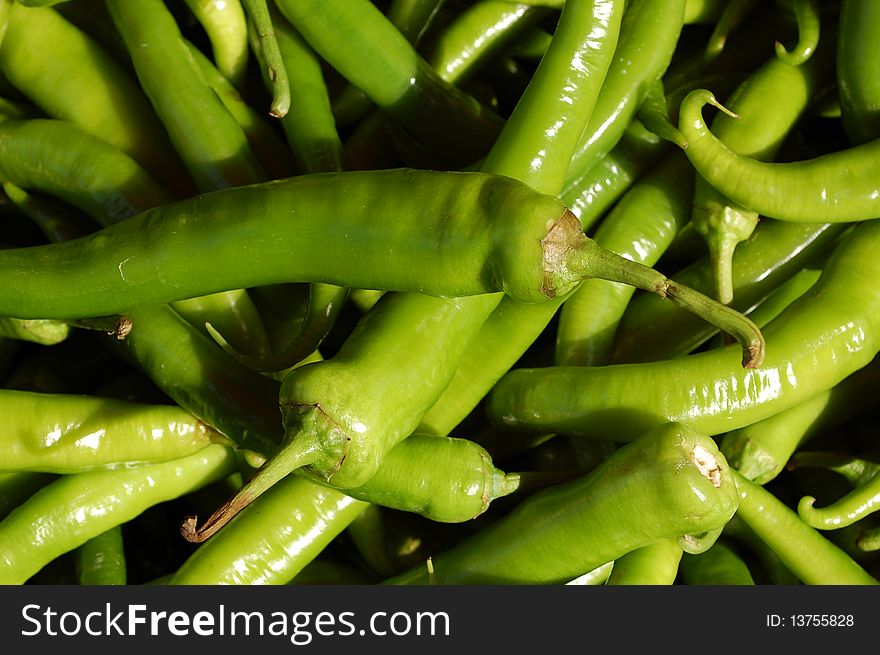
[0,444,237,585]
[386,422,738,585]
[316,433,520,523]
[0,388,222,473]
[0,169,569,319]
[678,88,880,223]
[732,471,878,585]
[690,48,831,304]
[169,475,368,586]
[487,218,880,441]
[417,0,685,437]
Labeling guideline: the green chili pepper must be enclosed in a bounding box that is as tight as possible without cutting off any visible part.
[0,168,764,367]
[0,443,238,584]
[271,15,343,175]
[243,0,289,118]
[424,0,544,87]
[74,525,126,586]
[798,470,880,531]
[0,116,274,370]
[106,0,266,191]
[332,0,447,130]
[611,220,844,363]
[169,475,368,585]
[0,118,171,225]
[487,218,880,442]
[722,354,880,484]
[774,0,821,66]
[316,433,521,523]
[566,0,688,179]
[0,2,191,195]
[690,48,831,304]
[604,538,684,585]
[678,538,756,585]
[0,316,67,345]
[340,0,540,171]
[0,388,224,473]
[555,151,693,366]
[274,0,503,168]
[837,0,880,144]
[12,181,510,532]
[678,87,880,222]
[731,470,878,584]
[560,119,669,232]
[182,290,501,541]
[386,422,739,585]
[187,41,296,180]
[184,0,249,89]
[482,0,624,191]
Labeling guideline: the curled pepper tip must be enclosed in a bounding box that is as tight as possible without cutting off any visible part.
[796,495,817,517]
[705,93,738,121]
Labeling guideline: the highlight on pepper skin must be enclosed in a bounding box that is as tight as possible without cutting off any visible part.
[0,0,876,590]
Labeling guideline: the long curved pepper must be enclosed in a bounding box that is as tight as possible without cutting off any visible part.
[678,88,880,222]
[732,470,878,585]
[0,169,764,366]
[798,473,880,531]
[487,218,880,442]
[0,444,238,585]
[690,49,831,304]
[774,0,820,66]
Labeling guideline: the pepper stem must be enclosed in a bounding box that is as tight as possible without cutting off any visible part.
[566,236,765,368]
[179,433,322,543]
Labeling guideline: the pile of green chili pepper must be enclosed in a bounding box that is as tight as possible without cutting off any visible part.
[0,0,878,587]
